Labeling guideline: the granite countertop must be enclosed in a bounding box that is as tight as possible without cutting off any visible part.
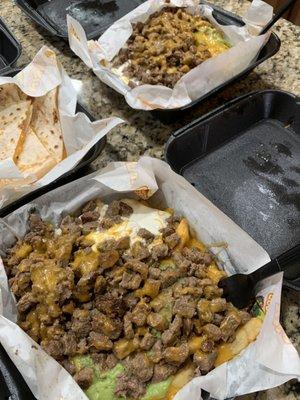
[1,0,299,398]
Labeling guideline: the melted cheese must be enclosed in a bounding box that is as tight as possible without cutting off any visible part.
[194,28,230,56]
[86,199,170,250]
[206,264,226,285]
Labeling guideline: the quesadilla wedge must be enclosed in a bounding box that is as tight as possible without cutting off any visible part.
[0,83,28,109]
[31,88,64,163]
[0,100,33,162]
[16,126,57,181]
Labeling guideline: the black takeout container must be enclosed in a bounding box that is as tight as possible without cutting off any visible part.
[165,89,300,291]
[154,2,281,115]
[0,17,22,74]
[15,1,281,114]
[0,69,106,216]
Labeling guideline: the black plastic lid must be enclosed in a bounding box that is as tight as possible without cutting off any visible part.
[15,0,145,40]
[0,17,22,74]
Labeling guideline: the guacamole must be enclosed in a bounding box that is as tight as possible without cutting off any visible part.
[72,357,173,400]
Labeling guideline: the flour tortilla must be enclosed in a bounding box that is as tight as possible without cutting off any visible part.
[0,100,33,162]
[16,126,57,180]
[31,88,64,163]
[0,83,28,110]
[0,176,33,191]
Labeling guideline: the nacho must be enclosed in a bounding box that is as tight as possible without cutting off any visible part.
[16,126,57,181]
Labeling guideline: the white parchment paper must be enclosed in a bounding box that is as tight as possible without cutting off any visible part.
[0,157,299,400]
[0,46,124,209]
[67,0,272,110]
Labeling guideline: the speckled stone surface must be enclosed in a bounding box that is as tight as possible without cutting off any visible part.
[0,0,299,398]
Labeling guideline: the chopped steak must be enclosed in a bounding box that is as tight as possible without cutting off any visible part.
[213,313,225,326]
[94,276,107,294]
[126,352,153,382]
[160,226,175,238]
[131,241,150,260]
[149,266,161,280]
[151,243,169,260]
[164,342,189,365]
[220,312,241,342]
[124,260,148,279]
[124,313,134,339]
[61,359,76,376]
[123,293,139,309]
[28,214,47,234]
[70,309,91,339]
[115,373,146,399]
[105,200,133,218]
[138,228,155,241]
[131,302,150,326]
[173,296,196,318]
[172,252,191,274]
[42,339,64,361]
[6,197,259,394]
[140,332,156,350]
[81,221,100,235]
[91,313,122,340]
[94,293,126,318]
[119,201,133,217]
[148,340,163,364]
[17,292,36,313]
[182,318,193,337]
[89,332,113,351]
[147,312,169,331]
[152,362,178,382]
[162,315,182,346]
[182,247,211,265]
[74,367,94,389]
[202,324,222,342]
[201,338,214,353]
[120,270,142,290]
[60,215,81,235]
[166,215,181,226]
[106,354,118,370]
[160,268,181,289]
[105,201,121,217]
[82,199,103,213]
[80,211,100,224]
[239,310,251,325]
[99,250,119,270]
[164,233,180,249]
[116,236,130,250]
[101,216,122,229]
[193,350,217,373]
[62,332,77,356]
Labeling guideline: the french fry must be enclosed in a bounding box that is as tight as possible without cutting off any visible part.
[215,317,262,366]
[175,218,190,250]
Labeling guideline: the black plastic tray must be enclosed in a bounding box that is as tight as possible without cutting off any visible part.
[165,89,300,291]
[0,18,22,74]
[15,0,145,40]
[0,68,106,218]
